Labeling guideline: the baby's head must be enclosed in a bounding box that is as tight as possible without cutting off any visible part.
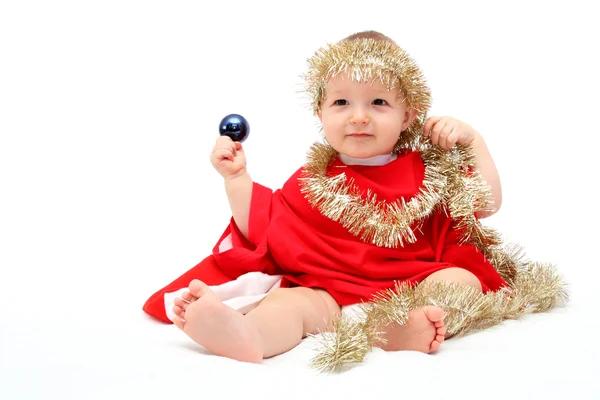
[304,31,431,158]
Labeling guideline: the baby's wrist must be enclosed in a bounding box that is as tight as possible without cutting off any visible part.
[224,170,251,185]
[470,132,485,148]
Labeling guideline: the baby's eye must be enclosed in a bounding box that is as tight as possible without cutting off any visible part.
[334,99,348,106]
[373,99,388,106]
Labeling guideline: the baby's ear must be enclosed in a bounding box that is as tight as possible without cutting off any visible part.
[317,110,323,122]
[403,108,419,130]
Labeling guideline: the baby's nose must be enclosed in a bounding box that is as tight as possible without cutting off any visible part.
[350,108,369,124]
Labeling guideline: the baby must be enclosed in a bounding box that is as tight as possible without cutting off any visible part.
[170,30,510,363]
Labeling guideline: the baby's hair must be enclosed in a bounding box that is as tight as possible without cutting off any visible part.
[341,30,399,46]
[305,30,430,118]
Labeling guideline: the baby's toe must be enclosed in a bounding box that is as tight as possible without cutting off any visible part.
[181,291,196,302]
[188,280,213,298]
[174,297,189,311]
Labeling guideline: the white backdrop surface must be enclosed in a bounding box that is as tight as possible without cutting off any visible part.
[1,1,599,399]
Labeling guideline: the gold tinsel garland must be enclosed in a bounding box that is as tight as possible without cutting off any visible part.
[299,133,568,372]
[303,38,432,119]
[299,141,445,248]
[310,263,568,373]
[299,35,567,372]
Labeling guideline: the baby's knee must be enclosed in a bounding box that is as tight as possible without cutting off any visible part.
[264,287,319,306]
[424,267,482,291]
[264,287,296,302]
[290,287,339,313]
[268,287,339,317]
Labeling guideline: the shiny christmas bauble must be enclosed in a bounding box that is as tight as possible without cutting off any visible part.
[219,114,249,142]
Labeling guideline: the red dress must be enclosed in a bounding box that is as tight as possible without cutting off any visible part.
[144,151,507,323]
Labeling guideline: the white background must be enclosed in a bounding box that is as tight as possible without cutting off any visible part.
[1,1,599,399]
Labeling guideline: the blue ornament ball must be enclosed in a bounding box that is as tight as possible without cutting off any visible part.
[219,114,250,143]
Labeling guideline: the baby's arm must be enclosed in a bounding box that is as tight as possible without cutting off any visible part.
[224,173,253,239]
[210,136,253,239]
[469,133,502,218]
[424,116,502,218]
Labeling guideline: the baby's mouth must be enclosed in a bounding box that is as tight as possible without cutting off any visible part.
[347,133,372,138]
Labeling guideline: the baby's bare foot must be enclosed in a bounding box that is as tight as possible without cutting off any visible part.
[172,279,263,363]
[379,306,446,353]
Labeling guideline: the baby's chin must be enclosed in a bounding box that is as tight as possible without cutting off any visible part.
[340,152,380,159]
[338,149,394,159]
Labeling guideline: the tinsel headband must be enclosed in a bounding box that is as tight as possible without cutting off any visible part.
[303,38,432,134]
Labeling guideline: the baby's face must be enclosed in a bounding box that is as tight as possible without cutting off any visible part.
[318,73,412,159]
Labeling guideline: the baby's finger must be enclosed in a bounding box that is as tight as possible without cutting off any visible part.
[439,126,456,150]
[424,116,442,136]
[216,135,233,145]
[229,141,238,157]
[211,144,230,157]
[430,119,448,145]
[444,129,458,150]
[216,148,234,161]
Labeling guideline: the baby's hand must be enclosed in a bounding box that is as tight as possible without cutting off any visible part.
[210,136,247,179]
[423,116,479,150]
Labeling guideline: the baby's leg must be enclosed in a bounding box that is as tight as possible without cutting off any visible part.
[172,280,340,363]
[245,286,340,358]
[422,267,481,340]
[378,268,481,352]
[424,267,482,292]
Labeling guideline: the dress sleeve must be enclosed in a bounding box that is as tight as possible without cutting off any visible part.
[434,213,507,292]
[211,182,273,253]
[247,183,275,245]
[212,182,281,277]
